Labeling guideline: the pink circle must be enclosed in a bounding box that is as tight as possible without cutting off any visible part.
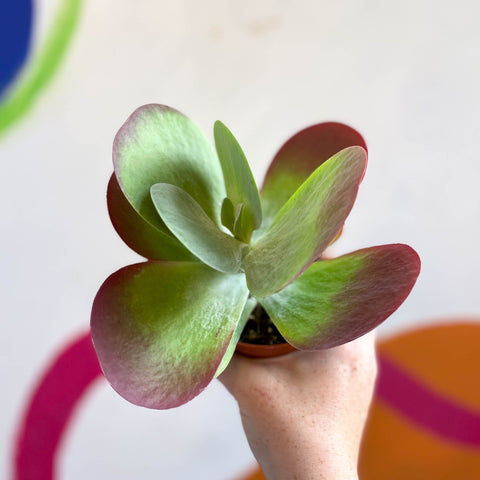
[13,332,102,480]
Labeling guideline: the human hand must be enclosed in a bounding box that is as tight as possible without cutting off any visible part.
[219,332,377,480]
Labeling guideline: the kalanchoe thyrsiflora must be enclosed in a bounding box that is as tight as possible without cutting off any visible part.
[91,104,421,409]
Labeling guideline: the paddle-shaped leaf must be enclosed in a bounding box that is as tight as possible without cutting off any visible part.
[260,122,366,233]
[107,174,194,261]
[114,104,225,234]
[150,183,245,273]
[245,146,367,297]
[214,121,262,241]
[260,245,421,349]
[91,261,249,409]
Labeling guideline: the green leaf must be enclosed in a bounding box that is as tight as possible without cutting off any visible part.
[107,174,195,261]
[150,183,246,273]
[245,146,367,297]
[114,104,225,235]
[214,121,262,241]
[233,203,246,241]
[221,197,235,233]
[260,245,421,349]
[91,261,249,409]
[215,296,256,377]
[259,122,366,236]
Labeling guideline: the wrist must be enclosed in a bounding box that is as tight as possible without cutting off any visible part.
[240,412,359,480]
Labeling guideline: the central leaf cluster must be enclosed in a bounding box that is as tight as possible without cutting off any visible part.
[149,119,366,299]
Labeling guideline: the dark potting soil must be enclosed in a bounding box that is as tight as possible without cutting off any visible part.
[239,303,287,345]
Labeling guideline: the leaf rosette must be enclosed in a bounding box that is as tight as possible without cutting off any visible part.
[91,104,421,409]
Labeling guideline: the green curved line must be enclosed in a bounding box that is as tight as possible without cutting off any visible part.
[0,0,83,137]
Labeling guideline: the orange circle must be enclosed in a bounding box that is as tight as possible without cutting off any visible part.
[360,321,480,479]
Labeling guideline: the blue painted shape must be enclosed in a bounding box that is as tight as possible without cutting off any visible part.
[0,0,33,98]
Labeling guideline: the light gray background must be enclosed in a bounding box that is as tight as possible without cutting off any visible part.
[2,0,479,478]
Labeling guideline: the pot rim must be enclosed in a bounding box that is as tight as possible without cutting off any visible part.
[235,340,296,358]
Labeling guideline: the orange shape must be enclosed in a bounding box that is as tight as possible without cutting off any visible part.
[360,320,480,479]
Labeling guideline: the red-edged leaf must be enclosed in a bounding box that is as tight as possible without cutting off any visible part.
[260,244,421,349]
[113,104,225,234]
[107,174,194,261]
[245,147,367,297]
[91,261,248,409]
[260,122,366,232]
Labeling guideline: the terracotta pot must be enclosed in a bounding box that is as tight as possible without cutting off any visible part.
[235,341,296,358]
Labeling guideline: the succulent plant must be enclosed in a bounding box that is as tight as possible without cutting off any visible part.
[91,104,421,409]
